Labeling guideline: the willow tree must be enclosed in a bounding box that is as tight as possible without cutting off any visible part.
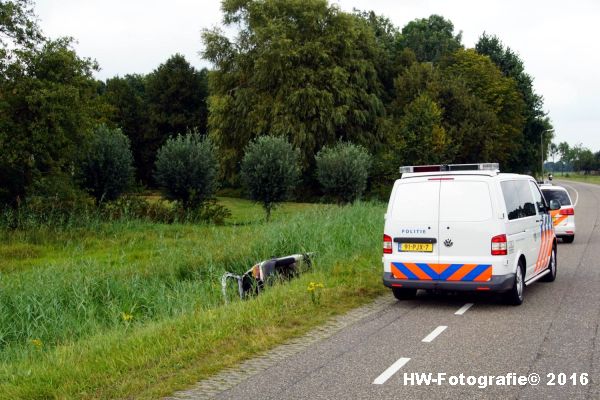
[202,0,385,184]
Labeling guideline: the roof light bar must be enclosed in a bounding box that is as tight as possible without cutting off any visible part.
[399,165,440,173]
[399,163,499,174]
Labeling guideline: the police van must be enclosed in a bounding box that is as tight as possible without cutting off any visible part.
[382,163,560,305]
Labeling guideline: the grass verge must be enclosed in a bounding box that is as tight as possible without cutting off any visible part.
[0,200,386,399]
[555,173,600,185]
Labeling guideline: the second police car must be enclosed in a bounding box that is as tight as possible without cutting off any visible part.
[540,184,576,243]
[382,163,560,305]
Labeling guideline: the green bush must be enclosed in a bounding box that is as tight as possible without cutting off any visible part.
[190,198,232,225]
[154,133,218,208]
[316,142,372,204]
[0,173,97,229]
[77,125,135,202]
[100,196,175,223]
[240,136,301,221]
[0,194,96,230]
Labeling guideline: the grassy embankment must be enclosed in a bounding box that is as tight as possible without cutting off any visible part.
[554,172,600,185]
[0,197,386,399]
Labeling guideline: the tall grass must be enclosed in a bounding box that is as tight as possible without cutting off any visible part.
[0,194,231,231]
[0,201,385,398]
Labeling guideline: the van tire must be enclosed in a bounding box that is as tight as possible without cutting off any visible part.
[392,288,417,300]
[504,261,524,306]
[541,245,557,282]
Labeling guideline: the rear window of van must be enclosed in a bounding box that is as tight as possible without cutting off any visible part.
[439,181,493,222]
[390,181,439,221]
[390,180,493,222]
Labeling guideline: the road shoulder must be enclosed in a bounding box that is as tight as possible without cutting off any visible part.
[165,296,394,399]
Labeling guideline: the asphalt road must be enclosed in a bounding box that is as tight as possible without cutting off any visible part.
[216,180,599,400]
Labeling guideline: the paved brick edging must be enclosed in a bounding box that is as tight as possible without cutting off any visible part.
[165,295,393,400]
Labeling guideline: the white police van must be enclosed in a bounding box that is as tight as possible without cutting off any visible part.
[382,163,560,305]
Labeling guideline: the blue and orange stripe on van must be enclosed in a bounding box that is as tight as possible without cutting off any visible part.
[534,213,555,273]
[391,262,492,282]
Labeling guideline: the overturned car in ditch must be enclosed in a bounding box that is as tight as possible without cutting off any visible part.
[221,253,313,302]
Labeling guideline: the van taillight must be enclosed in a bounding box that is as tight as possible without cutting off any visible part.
[491,234,507,255]
[383,234,393,254]
[560,207,574,215]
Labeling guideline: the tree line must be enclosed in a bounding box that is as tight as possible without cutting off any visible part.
[546,142,600,175]
[1,0,559,214]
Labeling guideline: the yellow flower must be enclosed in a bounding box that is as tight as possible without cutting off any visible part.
[121,312,133,322]
[31,338,43,348]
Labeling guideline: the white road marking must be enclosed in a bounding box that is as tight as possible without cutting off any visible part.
[558,182,579,207]
[570,185,579,207]
[422,325,447,343]
[372,357,411,385]
[454,303,474,315]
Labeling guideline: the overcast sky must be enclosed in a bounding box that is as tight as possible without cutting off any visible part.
[35,0,600,153]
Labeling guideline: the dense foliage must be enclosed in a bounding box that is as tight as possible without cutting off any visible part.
[154,133,218,208]
[399,14,463,62]
[440,49,525,166]
[316,142,372,203]
[3,0,586,214]
[201,2,556,192]
[240,136,301,220]
[0,36,99,205]
[77,125,135,202]
[102,74,148,182]
[143,55,209,183]
[476,33,553,175]
[103,56,209,185]
[203,0,385,184]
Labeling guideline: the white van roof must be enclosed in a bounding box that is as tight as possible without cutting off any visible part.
[398,165,537,182]
[399,163,499,179]
[401,170,499,179]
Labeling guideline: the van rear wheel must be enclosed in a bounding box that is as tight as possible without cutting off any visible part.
[504,262,524,306]
[392,288,417,300]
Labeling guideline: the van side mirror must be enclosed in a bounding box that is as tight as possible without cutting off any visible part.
[549,199,561,210]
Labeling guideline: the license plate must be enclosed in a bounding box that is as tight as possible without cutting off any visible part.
[399,243,433,252]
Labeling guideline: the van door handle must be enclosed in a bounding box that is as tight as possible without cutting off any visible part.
[535,219,542,223]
